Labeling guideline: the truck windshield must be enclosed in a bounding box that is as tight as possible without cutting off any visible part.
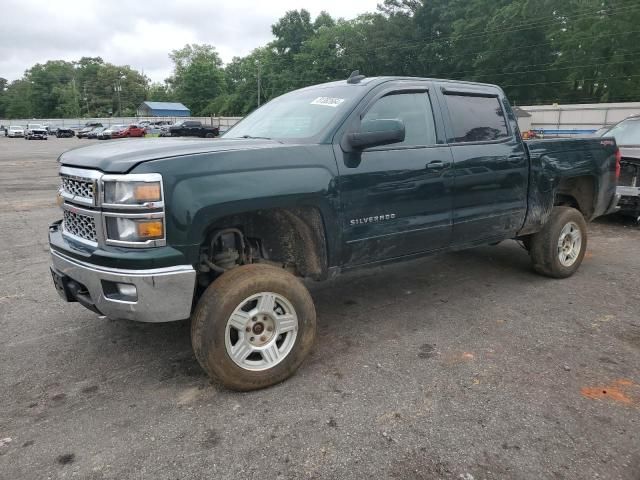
[223,85,358,140]
[605,118,640,146]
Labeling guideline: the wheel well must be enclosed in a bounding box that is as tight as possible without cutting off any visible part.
[201,207,328,280]
[554,176,595,219]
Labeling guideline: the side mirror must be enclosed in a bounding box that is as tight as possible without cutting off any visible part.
[346,119,405,150]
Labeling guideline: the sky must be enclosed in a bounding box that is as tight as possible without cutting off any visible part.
[1,0,381,84]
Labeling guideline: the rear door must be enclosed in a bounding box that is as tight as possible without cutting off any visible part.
[187,121,201,136]
[336,81,455,265]
[436,85,528,245]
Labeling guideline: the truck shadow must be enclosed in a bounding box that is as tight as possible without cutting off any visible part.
[86,241,535,387]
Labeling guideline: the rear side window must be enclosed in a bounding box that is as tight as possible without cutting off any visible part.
[444,94,509,143]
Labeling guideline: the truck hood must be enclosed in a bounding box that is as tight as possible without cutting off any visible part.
[57,137,283,173]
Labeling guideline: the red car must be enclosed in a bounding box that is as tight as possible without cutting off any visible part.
[112,124,146,138]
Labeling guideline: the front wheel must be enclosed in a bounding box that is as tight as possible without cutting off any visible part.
[191,264,316,391]
[528,206,587,278]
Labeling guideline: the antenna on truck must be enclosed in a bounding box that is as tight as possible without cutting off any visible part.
[347,70,365,84]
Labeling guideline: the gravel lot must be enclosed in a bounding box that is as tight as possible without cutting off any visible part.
[0,136,639,480]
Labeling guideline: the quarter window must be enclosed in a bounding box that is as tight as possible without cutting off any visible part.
[361,92,437,147]
[444,94,509,143]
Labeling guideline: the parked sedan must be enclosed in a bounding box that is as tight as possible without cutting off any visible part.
[7,126,24,138]
[25,125,48,140]
[98,125,126,140]
[112,124,146,138]
[77,122,103,138]
[56,128,75,138]
[86,126,107,139]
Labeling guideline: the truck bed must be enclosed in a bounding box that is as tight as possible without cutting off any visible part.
[516,137,619,233]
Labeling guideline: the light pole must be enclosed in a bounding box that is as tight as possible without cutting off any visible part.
[114,81,122,117]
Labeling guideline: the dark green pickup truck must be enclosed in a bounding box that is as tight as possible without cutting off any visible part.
[49,75,621,390]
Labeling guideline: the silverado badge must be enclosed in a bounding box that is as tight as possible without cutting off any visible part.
[350,214,396,226]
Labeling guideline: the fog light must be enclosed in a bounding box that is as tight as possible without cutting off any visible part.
[102,280,138,302]
[117,283,137,298]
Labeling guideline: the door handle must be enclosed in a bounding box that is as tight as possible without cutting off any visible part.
[507,155,524,164]
[426,160,446,170]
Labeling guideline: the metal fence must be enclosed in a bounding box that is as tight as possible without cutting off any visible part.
[520,102,640,137]
[0,116,243,131]
[5,101,640,138]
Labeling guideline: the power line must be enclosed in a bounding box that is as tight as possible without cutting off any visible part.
[501,73,640,89]
[341,5,640,56]
[430,4,640,40]
[431,50,640,80]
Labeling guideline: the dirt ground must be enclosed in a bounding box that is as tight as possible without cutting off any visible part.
[0,136,639,479]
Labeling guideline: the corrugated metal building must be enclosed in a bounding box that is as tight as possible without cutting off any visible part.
[521,102,640,136]
[137,101,191,117]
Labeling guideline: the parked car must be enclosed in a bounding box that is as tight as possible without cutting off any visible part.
[49,75,619,391]
[98,125,126,140]
[7,126,25,138]
[25,124,48,140]
[77,122,103,138]
[56,128,75,138]
[86,126,107,139]
[112,124,146,138]
[169,120,219,138]
[601,115,640,219]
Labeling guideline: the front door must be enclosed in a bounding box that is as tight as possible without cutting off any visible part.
[337,85,454,266]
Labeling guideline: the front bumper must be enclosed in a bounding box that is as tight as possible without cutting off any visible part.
[616,185,640,217]
[50,248,196,322]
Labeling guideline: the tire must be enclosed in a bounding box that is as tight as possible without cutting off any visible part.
[205,132,215,138]
[191,264,316,391]
[529,206,587,278]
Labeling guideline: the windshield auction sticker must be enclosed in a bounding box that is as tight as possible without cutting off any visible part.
[310,97,345,107]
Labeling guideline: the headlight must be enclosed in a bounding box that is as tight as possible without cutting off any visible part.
[105,216,164,243]
[100,173,166,247]
[103,180,162,206]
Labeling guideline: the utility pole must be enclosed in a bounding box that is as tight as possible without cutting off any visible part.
[72,78,80,117]
[114,80,122,117]
[83,84,89,117]
[257,60,261,107]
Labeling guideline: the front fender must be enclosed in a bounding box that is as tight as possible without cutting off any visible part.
[133,145,341,263]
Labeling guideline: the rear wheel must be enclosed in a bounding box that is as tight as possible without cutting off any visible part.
[529,206,587,278]
[191,264,316,391]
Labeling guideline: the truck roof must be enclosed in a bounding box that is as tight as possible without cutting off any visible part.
[296,76,503,92]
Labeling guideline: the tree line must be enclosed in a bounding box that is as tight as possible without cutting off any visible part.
[1,0,639,119]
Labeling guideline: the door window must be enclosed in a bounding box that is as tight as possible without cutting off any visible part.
[361,92,437,147]
[444,94,509,143]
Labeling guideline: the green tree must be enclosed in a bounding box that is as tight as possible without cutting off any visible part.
[0,77,8,118]
[5,80,33,118]
[167,44,227,114]
[147,82,174,102]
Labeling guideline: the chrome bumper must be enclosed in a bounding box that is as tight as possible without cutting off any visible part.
[617,185,640,197]
[50,249,196,322]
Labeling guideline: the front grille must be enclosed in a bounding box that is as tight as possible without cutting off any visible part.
[61,176,95,201]
[63,210,97,242]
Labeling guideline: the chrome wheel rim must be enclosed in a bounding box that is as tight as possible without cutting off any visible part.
[557,221,582,267]
[225,292,298,371]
